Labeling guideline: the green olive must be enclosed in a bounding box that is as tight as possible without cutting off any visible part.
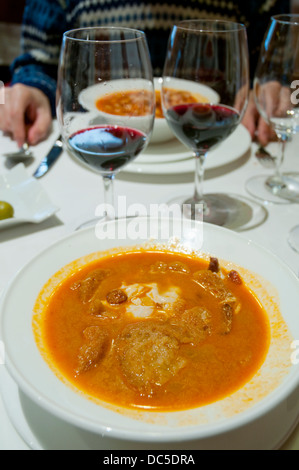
[0,201,14,220]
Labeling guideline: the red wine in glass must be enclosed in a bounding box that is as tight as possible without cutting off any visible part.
[69,125,147,173]
[165,103,240,152]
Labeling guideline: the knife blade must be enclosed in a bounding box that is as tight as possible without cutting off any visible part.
[33,135,63,178]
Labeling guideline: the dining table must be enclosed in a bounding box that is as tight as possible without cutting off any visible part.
[0,118,298,450]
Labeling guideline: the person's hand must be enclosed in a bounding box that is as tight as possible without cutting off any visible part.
[0,83,52,147]
[242,90,276,146]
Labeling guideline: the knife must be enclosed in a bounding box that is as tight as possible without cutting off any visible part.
[33,135,63,178]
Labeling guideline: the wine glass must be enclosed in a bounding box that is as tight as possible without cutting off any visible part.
[246,14,299,204]
[56,27,155,225]
[288,224,299,253]
[161,20,249,225]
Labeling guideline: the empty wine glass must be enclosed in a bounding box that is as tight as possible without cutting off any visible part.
[56,27,155,225]
[161,20,249,225]
[246,14,299,204]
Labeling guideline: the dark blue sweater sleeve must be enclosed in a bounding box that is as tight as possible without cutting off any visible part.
[10,0,69,117]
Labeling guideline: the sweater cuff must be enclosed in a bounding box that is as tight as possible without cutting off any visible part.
[10,65,57,117]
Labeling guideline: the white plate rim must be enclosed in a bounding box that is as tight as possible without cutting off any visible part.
[125,125,251,174]
[1,365,298,450]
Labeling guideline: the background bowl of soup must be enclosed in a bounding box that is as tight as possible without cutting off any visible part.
[79,78,219,145]
[1,217,299,449]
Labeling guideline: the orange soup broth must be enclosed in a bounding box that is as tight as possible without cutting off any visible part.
[36,251,270,412]
[95,88,209,119]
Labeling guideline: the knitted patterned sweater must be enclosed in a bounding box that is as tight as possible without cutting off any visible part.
[10,0,290,116]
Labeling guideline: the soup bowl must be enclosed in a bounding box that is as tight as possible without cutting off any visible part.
[1,217,298,449]
[78,78,219,145]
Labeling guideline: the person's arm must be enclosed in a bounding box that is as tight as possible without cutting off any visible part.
[242,90,276,146]
[0,84,53,147]
[10,56,58,118]
[0,0,68,146]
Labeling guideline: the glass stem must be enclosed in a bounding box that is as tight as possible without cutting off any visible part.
[266,134,288,192]
[102,174,115,219]
[274,136,287,181]
[193,151,207,210]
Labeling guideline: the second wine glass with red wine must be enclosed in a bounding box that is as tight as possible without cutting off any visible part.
[162,20,249,225]
[56,27,155,225]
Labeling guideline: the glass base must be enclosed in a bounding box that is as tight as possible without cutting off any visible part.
[246,172,299,204]
[166,192,268,231]
[288,225,299,253]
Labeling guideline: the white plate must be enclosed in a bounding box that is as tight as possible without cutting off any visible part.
[1,366,297,450]
[0,366,126,450]
[0,164,59,229]
[125,124,251,174]
[1,217,299,449]
[79,77,218,114]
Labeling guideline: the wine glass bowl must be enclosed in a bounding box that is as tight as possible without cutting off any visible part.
[78,76,180,145]
[151,77,178,144]
[246,14,299,203]
[78,78,154,131]
[161,20,249,225]
[152,77,220,144]
[56,27,155,220]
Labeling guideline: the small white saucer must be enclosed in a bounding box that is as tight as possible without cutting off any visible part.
[0,164,59,229]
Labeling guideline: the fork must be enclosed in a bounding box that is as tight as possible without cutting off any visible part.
[3,142,33,160]
[255,146,277,169]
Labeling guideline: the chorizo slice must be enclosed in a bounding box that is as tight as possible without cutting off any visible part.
[208,257,219,273]
[227,270,243,285]
[106,288,127,305]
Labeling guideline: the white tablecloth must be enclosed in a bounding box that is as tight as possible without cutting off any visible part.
[0,122,298,450]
